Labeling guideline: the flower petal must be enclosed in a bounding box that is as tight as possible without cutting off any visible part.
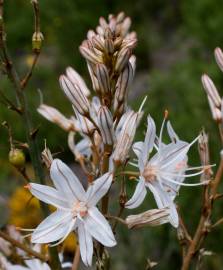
[84,208,116,247]
[78,223,93,267]
[125,177,147,209]
[167,121,179,142]
[146,182,179,227]
[86,173,113,207]
[50,159,86,202]
[141,116,156,166]
[31,211,73,243]
[28,183,69,210]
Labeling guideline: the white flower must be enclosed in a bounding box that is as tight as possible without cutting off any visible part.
[125,115,208,228]
[26,159,116,266]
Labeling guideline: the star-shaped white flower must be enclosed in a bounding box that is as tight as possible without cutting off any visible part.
[125,115,208,227]
[26,159,116,266]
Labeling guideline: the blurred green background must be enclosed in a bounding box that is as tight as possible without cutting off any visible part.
[1,0,223,269]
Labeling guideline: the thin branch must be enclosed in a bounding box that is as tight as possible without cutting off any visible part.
[0,230,47,262]
[20,0,41,89]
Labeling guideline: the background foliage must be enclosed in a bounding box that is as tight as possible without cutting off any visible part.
[1,0,223,269]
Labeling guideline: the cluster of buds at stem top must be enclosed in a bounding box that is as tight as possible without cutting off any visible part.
[202,47,223,122]
[79,12,137,107]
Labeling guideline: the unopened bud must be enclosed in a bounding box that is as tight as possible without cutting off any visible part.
[87,29,96,40]
[121,38,137,50]
[59,75,90,115]
[114,37,123,50]
[214,47,223,73]
[98,106,114,145]
[79,45,102,64]
[66,67,90,97]
[99,17,108,30]
[113,110,138,164]
[41,146,53,170]
[37,104,75,131]
[104,38,114,54]
[121,17,131,37]
[74,109,95,135]
[201,74,221,107]
[87,63,100,92]
[115,47,131,73]
[96,26,104,36]
[126,208,169,229]
[9,149,25,168]
[32,31,44,51]
[96,64,111,95]
[207,96,222,122]
[115,62,134,103]
[104,27,113,39]
[129,55,136,76]
[116,12,125,23]
[92,36,105,52]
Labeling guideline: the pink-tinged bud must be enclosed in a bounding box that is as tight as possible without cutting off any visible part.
[96,64,111,95]
[109,17,116,33]
[79,45,102,64]
[214,47,223,73]
[126,208,170,229]
[59,75,90,115]
[207,96,222,122]
[99,17,108,30]
[201,74,221,107]
[98,106,114,145]
[66,67,90,97]
[92,36,105,51]
[113,110,139,164]
[115,47,131,73]
[37,104,75,131]
[104,38,114,54]
[116,12,125,23]
[115,62,134,103]
[96,25,104,36]
[87,29,96,40]
[121,17,131,37]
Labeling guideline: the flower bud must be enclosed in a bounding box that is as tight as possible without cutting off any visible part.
[129,55,136,76]
[92,36,105,52]
[32,31,44,51]
[73,108,96,135]
[121,38,137,50]
[41,145,53,170]
[87,29,96,40]
[104,27,113,39]
[98,106,114,145]
[99,17,108,30]
[59,75,90,115]
[96,64,111,95]
[66,67,90,97]
[214,47,223,73]
[96,26,104,36]
[37,104,75,131]
[201,74,221,107]
[79,45,102,64]
[115,62,134,103]
[104,38,114,54]
[114,37,123,50]
[87,63,100,92]
[120,17,131,37]
[116,12,125,23]
[9,149,25,168]
[113,110,139,164]
[207,96,222,122]
[115,47,131,73]
[126,208,170,229]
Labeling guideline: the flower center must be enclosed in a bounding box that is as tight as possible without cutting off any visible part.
[72,201,88,218]
[142,165,157,183]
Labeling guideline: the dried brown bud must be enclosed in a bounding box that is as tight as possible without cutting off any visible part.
[42,145,53,170]
[126,208,170,229]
